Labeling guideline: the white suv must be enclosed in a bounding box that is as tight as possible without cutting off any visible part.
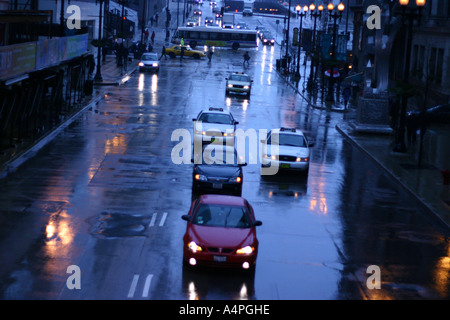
[193,107,239,145]
[261,127,314,175]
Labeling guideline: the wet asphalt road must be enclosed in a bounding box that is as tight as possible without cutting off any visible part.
[0,15,449,300]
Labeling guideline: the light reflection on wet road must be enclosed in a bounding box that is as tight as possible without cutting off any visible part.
[0,24,448,300]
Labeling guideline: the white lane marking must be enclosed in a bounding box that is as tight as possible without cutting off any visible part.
[142,274,153,298]
[127,274,139,298]
[159,212,168,227]
[149,212,157,227]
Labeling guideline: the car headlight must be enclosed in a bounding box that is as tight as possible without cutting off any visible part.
[138,62,144,66]
[243,85,250,89]
[271,40,275,43]
[188,241,203,253]
[194,174,207,181]
[227,84,233,88]
[236,246,254,255]
[152,63,159,67]
[295,157,309,162]
[229,176,242,183]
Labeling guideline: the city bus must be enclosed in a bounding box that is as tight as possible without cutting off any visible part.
[171,26,258,50]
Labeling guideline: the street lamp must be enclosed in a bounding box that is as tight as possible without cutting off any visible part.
[306,3,323,91]
[393,0,426,153]
[94,0,106,82]
[325,2,345,103]
[295,5,308,78]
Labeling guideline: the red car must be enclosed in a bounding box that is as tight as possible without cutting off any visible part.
[182,194,262,270]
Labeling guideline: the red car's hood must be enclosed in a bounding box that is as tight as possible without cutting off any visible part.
[188,224,256,249]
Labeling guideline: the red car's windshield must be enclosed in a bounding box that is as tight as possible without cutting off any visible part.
[192,204,251,228]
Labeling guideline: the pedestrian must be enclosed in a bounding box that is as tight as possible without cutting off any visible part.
[207,47,213,63]
[180,45,185,61]
[243,51,250,66]
[151,31,155,44]
[155,14,159,26]
[343,86,351,109]
[180,37,184,46]
[160,45,168,60]
[144,29,149,43]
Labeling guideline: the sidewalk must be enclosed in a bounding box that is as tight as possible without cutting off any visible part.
[0,4,177,177]
[277,58,450,230]
[336,115,450,230]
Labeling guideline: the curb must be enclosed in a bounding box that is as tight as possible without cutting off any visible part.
[335,123,450,231]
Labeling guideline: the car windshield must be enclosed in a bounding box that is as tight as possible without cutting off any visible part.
[198,113,233,124]
[142,53,158,60]
[267,133,307,147]
[192,204,251,228]
[197,147,239,165]
[229,75,250,82]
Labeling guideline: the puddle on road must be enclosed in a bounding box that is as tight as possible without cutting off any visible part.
[87,212,151,239]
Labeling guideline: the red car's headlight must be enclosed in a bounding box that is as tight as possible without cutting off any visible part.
[236,246,254,255]
[187,241,203,253]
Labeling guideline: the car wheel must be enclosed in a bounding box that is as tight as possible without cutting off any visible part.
[193,53,200,59]
[169,52,175,59]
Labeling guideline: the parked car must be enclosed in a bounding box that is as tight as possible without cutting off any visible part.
[406,103,450,125]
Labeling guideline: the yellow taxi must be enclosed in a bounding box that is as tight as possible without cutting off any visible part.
[165,45,206,59]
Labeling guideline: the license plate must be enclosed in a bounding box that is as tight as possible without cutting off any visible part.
[213,256,227,262]
[281,163,290,169]
[213,183,222,189]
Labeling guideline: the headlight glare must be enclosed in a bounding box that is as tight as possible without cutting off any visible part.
[194,174,207,181]
[236,246,254,255]
[188,241,203,253]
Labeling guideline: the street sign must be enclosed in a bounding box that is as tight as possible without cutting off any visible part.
[321,34,348,61]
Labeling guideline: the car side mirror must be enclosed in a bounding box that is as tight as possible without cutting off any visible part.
[225,78,228,80]
[239,162,247,166]
[308,142,315,147]
[254,220,262,226]
[181,215,191,222]
[192,118,197,121]
[234,121,239,125]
